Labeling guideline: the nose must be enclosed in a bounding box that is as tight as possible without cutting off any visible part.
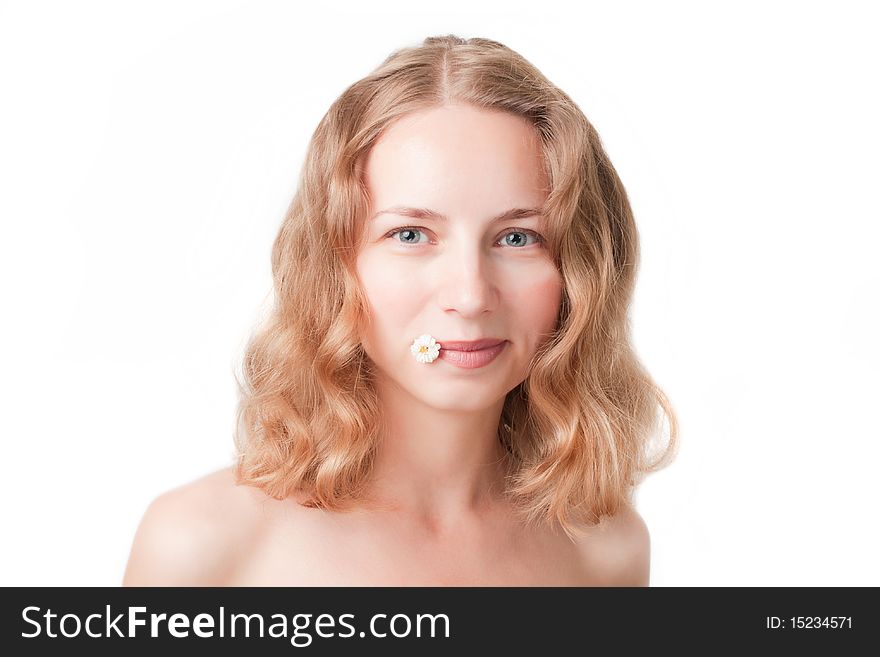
[435,242,498,317]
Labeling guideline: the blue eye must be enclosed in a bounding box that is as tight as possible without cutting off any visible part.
[499,230,542,248]
[384,227,544,248]
[388,227,430,245]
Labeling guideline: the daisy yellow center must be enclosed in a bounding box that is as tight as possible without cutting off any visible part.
[419,345,428,352]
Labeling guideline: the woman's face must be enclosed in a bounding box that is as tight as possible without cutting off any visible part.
[355,104,563,411]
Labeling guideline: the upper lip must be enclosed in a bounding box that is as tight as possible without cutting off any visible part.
[436,338,507,351]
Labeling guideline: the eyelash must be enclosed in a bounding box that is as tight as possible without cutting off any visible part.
[383,226,545,248]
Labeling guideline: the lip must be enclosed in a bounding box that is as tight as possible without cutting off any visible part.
[435,338,506,352]
[438,340,508,369]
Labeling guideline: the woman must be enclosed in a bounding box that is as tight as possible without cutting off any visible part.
[123,34,677,586]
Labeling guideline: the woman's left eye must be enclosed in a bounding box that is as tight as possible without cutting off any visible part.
[384,226,544,248]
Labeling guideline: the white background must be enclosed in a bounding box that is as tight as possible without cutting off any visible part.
[1,0,877,586]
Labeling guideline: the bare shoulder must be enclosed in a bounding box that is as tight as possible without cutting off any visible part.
[122,466,267,586]
[573,503,651,587]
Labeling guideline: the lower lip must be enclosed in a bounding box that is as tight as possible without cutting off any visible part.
[438,341,508,369]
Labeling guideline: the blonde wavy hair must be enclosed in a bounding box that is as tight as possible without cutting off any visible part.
[233,34,678,540]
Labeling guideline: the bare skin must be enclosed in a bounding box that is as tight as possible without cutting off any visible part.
[123,105,652,587]
[122,467,650,587]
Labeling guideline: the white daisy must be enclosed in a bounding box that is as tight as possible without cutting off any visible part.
[410,334,441,364]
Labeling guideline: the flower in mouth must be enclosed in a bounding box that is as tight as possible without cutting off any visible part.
[410,334,441,364]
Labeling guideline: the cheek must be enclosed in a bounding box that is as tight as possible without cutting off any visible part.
[510,267,563,334]
[360,254,416,313]
[356,253,427,346]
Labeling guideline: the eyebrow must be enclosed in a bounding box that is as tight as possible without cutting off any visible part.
[370,206,543,223]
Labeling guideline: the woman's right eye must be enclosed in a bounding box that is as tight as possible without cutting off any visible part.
[384,226,430,245]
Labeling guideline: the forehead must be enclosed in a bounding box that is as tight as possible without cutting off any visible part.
[362,104,549,210]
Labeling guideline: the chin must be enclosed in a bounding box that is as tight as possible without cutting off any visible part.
[410,381,509,412]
